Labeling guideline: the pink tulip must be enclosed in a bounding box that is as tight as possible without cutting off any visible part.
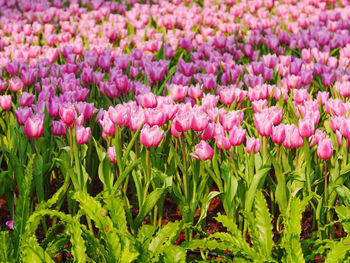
[52,120,67,136]
[76,126,91,145]
[169,84,188,101]
[336,130,342,147]
[0,95,11,111]
[145,108,166,127]
[137,92,158,108]
[59,104,76,127]
[23,115,44,138]
[272,125,286,144]
[254,113,273,137]
[317,139,333,160]
[191,111,209,132]
[9,77,23,92]
[6,220,13,230]
[298,118,315,139]
[215,135,231,151]
[15,107,33,126]
[220,111,241,131]
[188,84,203,100]
[107,146,117,163]
[129,110,145,131]
[190,141,214,161]
[140,124,164,147]
[99,112,116,136]
[19,92,35,107]
[309,129,327,147]
[0,80,7,92]
[174,111,193,132]
[246,137,261,154]
[229,126,246,146]
[109,105,130,127]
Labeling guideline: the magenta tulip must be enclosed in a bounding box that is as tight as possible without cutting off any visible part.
[246,137,261,154]
[19,92,35,107]
[0,95,11,111]
[76,126,91,145]
[14,107,33,126]
[190,141,214,161]
[59,104,76,126]
[140,124,164,147]
[107,146,117,163]
[23,115,44,138]
[52,120,67,136]
[229,126,247,146]
[317,139,333,160]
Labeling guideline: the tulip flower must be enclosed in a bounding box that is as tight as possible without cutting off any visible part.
[0,95,11,111]
[140,124,164,147]
[229,126,247,146]
[107,146,117,163]
[136,92,158,108]
[19,92,35,107]
[9,77,24,92]
[15,107,33,126]
[174,111,193,132]
[23,115,44,138]
[298,118,315,139]
[191,111,209,132]
[99,112,116,136]
[145,108,167,127]
[272,125,286,144]
[246,137,261,154]
[52,120,67,136]
[190,140,214,161]
[317,139,333,160]
[76,126,91,145]
[215,135,231,151]
[59,104,76,127]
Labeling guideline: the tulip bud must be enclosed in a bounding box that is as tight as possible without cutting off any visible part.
[317,139,333,160]
[23,115,44,138]
[246,137,261,154]
[76,126,91,145]
[0,95,11,110]
[190,140,214,161]
[140,124,164,147]
[107,146,117,163]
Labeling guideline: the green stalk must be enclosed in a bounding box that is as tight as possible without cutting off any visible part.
[181,136,188,201]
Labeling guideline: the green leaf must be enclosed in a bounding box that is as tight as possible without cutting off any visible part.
[73,191,122,261]
[282,196,311,263]
[253,191,273,257]
[245,166,270,212]
[134,188,167,229]
[334,206,350,234]
[149,221,182,255]
[163,245,186,263]
[196,191,221,226]
[324,236,350,263]
[0,231,14,262]
[14,154,35,258]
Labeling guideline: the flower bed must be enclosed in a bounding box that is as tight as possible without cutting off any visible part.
[0,0,349,262]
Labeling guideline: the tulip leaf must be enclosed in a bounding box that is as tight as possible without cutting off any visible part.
[245,165,270,212]
[134,188,167,229]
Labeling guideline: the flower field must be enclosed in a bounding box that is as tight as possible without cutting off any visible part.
[0,0,350,261]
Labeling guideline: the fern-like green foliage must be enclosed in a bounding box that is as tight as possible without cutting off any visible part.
[21,209,87,263]
[14,154,35,259]
[0,231,15,263]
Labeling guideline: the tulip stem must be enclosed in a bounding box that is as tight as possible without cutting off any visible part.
[68,128,73,162]
[147,148,151,183]
[324,160,328,206]
[181,136,188,200]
